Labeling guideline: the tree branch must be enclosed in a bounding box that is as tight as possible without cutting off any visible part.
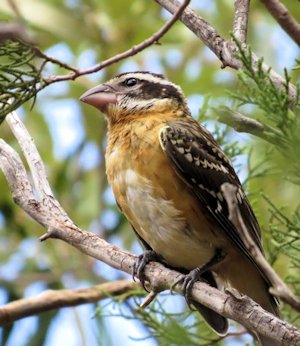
[214,106,283,145]
[0,280,138,326]
[260,0,300,47]
[40,0,190,85]
[154,0,297,103]
[221,183,300,313]
[1,113,300,344]
[6,112,57,201]
[233,0,250,44]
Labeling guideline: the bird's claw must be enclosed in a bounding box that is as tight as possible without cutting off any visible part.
[133,250,162,292]
[171,267,204,310]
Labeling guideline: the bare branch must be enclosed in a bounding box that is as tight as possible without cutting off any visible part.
[0,280,138,326]
[233,0,250,43]
[260,0,300,47]
[221,183,300,312]
[140,291,158,308]
[33,48,79,73]
[0,138,35,202]
[6,112,54,200]
[0,112,300,345]
[154,0,297,102]
[0,135,68,240]
[41,0,190,85]
[214,107,282,145]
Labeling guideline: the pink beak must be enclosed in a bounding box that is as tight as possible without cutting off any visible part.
[80,84,117,112]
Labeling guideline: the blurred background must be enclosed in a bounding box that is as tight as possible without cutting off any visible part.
[0,0,299,345]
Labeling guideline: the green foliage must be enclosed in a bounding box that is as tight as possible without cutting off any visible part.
[210,124,245,163]
[264,195,300,328]
[96,294,226,346]
[229,36,300,181]
[222,36,300,331]
[265,195,300,292]
[232,37,300,133]
[294,59,300,71]
[0,40,42,122]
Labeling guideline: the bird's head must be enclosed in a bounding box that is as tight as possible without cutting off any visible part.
[80,71,189,125]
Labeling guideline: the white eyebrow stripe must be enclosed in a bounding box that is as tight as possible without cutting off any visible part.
[112,73,183,94]
[115,73,166,84]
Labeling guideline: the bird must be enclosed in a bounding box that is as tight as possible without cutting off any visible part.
[80,71,279,345]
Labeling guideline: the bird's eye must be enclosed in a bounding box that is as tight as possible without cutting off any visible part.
[124,78,138,87]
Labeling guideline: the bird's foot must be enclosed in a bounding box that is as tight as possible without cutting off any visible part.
[171,266,205,310]
[133,250,163,291]
[171,248,225,309]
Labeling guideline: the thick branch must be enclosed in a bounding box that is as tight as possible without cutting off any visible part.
[0,114,300,344]
[260,0,300,47]
[154,0,297,102]
[0,280,138,326]
[2,112,72,229]
[233,0,250,43]
[221,183,300,312]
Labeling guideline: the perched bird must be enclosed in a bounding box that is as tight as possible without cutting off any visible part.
[80,71,279,345]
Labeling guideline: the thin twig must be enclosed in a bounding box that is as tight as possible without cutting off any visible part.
[233,0,250,43]
[41,0,190,85]
[0,113,300,345]
[221,183,300,312]
[140,291,158,308]
[260,0,300,47]
[33,48,79,73]
[0,280,139,326]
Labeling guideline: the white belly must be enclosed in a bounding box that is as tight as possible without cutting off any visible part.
[115,169,215,269]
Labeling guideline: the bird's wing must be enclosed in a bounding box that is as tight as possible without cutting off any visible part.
[159,119,264,272]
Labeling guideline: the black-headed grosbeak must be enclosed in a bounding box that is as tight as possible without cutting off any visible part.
[80,72,279,345]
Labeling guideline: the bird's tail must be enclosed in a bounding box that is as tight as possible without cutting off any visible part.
[191,271,228,335]
[219,256,280,346]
